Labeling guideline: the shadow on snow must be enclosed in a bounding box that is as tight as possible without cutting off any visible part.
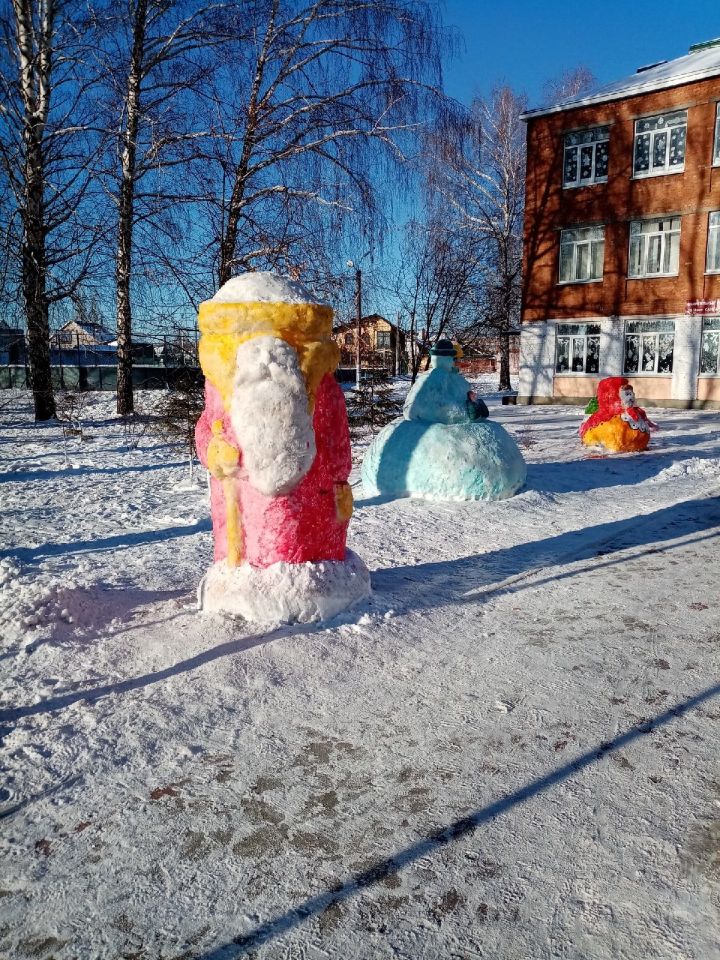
[528,442,720,495]
[0,459,188,484]
[196,680,720,958]
[4,497,718,721]
[0,619,315,725]
[1,518,211,565]
[372,495,720,604]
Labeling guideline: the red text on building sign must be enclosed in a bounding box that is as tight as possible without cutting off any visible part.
[686,299,720,315]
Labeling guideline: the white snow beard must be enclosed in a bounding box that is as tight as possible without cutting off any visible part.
[229,335,316,496]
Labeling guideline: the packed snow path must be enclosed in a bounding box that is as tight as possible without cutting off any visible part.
[1,389,719,960]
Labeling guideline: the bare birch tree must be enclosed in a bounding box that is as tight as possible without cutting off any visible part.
[394,218,481,381]
[204,0,447,287]
[428,87,527,391]
[0,0,101,420]
[541,65,596,107]
[92,0,233,416]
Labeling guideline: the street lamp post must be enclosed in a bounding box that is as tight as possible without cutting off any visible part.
[395,311,401,376]
[347,259,363,389]
[354,267,362,389]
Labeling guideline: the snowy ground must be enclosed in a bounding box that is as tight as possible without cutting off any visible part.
[1,381,719,960]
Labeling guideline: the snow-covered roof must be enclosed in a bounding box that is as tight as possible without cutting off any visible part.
[522,40,720,120]
[59,319,113,340]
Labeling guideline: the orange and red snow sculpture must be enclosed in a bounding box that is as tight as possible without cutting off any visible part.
[195,272,369,623]
[579,376,658,453]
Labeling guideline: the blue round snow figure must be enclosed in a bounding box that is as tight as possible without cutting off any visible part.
[361,340,527,501]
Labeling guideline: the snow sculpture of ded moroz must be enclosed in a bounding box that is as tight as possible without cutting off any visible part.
[579,376,658,453]
[361,339,527,501]
[195,272,370,623]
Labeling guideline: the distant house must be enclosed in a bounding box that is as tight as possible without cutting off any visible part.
[52,319,113,349]
[0,319,25,364]
[332,314,406,372]
[457,335,521,377]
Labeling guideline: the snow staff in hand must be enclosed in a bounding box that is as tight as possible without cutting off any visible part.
[579,376,658,452]
[194,272,369,624]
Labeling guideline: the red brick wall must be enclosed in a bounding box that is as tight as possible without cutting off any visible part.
[522,76,720,324]
[458,357,496,375]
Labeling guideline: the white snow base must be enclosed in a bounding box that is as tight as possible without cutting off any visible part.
[197,551,371,623]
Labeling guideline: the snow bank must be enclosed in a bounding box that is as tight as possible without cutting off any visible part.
[197,551,371,623]
[0,557,100,652]
[229,336,316,496]
[650,456,720,482]
[209,272,326,305]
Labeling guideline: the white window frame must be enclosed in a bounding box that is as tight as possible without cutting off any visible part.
[559,226,605,284]
[554,323,601,375]
[700,317,720,376]
[633,110,687,178]
[714,103,720,167]
[628,217,681,278]
[707,212,720,274]
[623,319,675,375]
[563,126,610,188]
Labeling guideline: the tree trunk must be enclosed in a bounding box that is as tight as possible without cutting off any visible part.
[218,1,277,286]
[23,148,55,420]
[499,329,511,391]
[218,157,251,286]
[116,0,148,416]
[409,309,417,383]
[14,0,56,421]
[498,278,513,391]
[116,174,135,415]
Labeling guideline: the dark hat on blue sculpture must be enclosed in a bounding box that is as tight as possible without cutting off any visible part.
[429,338,456,357]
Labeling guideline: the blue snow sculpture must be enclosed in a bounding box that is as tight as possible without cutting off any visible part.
[361,340,526,501]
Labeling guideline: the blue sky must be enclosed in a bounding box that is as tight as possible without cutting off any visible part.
[441,0,720,107]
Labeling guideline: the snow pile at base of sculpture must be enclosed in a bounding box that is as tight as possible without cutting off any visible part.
[195,272,370,623]
[580,376,658,453]
[197,550,370,623]
[361,340,527,501]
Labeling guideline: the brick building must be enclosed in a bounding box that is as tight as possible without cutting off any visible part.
[518,40,720,408]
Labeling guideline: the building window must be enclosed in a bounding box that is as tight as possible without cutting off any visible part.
[628,217,680,278]
[714,103,720,166]
[343,333,353,346]
[624,319,674,374]
[563,125,610,188]
[707,212,720,273]
[376,330,391,348]
[559,226,605,283]
[633,110,687,177]
[700,318,720,375]
[555,323,601,374]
